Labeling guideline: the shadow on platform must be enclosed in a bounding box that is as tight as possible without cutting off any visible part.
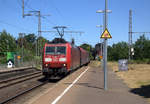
[130,85,150,98]
[64,82,103,90]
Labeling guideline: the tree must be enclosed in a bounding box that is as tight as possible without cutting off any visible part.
[134,35,150,60]
[24,33,36,43]
[80,43,94,60]
[80,43,91,51]
[0,30,17,64]
[16,33,37,55]
[37,36,48,55]
[24,34,36,54]
[108,42,128,61]
[0,30,17,52]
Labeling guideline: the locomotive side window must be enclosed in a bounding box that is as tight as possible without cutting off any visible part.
[46,47,55,54]
[57,46,66,55]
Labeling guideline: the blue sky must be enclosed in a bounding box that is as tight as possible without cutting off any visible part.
[0,0,150,47]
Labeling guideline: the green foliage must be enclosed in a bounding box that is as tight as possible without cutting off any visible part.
[128,59,150,64]
[80,43,91,51]
[0,56,7,64]
[0,31,48,64]
[80,43,94,60]
[17,34,37,55]
[108,41,128,61]
[24,34,36,43]
[0,30,17,63]
[107,35,150,63]
[0,30,17,52]
[134,35,150,60]
[37,36,49,55]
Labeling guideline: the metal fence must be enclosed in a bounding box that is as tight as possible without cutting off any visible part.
[0,56,42,70]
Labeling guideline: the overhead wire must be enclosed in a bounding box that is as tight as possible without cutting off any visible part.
[48,0,72,27]
[50,0,64,20]
[16,0,54,33]
[25,0,57,26]
[24,0,30,7]
[16,0,67,37]
[17,0,22,7]
[0,20,33,33]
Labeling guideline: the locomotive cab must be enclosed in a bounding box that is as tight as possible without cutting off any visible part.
[42,44,70,77]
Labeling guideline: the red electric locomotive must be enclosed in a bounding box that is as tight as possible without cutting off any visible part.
[42,38,90,77]
[42,39,90,78]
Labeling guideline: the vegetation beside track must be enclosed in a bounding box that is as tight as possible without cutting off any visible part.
[89,61,101,67]
[108,61,150,103]
[108,62,150,88]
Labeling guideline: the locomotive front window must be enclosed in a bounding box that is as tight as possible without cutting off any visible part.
[46,47,55,54]
[45,46,66,55]
[56,46,66,55]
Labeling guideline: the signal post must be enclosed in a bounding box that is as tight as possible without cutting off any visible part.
[97,0,112,90]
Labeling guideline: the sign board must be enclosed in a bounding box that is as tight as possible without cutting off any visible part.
[131,48,134,52]
[100,28,112,39]
[17,56,21,60]
[118,59,128,71]
[99,56,103,59]
[7,61,13,68]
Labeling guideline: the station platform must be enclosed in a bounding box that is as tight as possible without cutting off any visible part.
[29,63,148,104]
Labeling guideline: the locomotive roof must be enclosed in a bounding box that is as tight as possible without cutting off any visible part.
[48,38,68,44]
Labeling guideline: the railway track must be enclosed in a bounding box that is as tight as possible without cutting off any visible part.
[0,73,47,104]
[0,67,47,104]
[0,80,47,104]
[0,67,40,81]
[0,67,35,74]
[0,71,42,89]
[0,66,66,104]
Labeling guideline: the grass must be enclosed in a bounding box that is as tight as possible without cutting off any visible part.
[108,61,150,103]
[89,61,101,67]
[136,80,150,87]
[108,62,150,88]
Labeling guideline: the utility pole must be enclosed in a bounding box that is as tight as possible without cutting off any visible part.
[96,0,111,91]
[22,0,38,56]
[6,40,9,51]
[19,33,25,64]
[128,10,150,60]
[129,9,132,60]
[29,11,42,56]
[38,11,41,56]
[22,0,24,18]
[103,0,108,91]
[22,0,32,18]
[22,0,50,56]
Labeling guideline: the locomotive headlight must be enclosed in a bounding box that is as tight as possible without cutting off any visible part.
[63,64,66,66]
[45,58,52,62]
[45,64,48,67]
[59,58,66,62]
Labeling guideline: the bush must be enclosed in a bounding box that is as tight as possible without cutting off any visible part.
[128,59,150,64]
[0,56,7,64]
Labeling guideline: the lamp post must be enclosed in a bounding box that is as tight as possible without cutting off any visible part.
[96,0,111,90]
